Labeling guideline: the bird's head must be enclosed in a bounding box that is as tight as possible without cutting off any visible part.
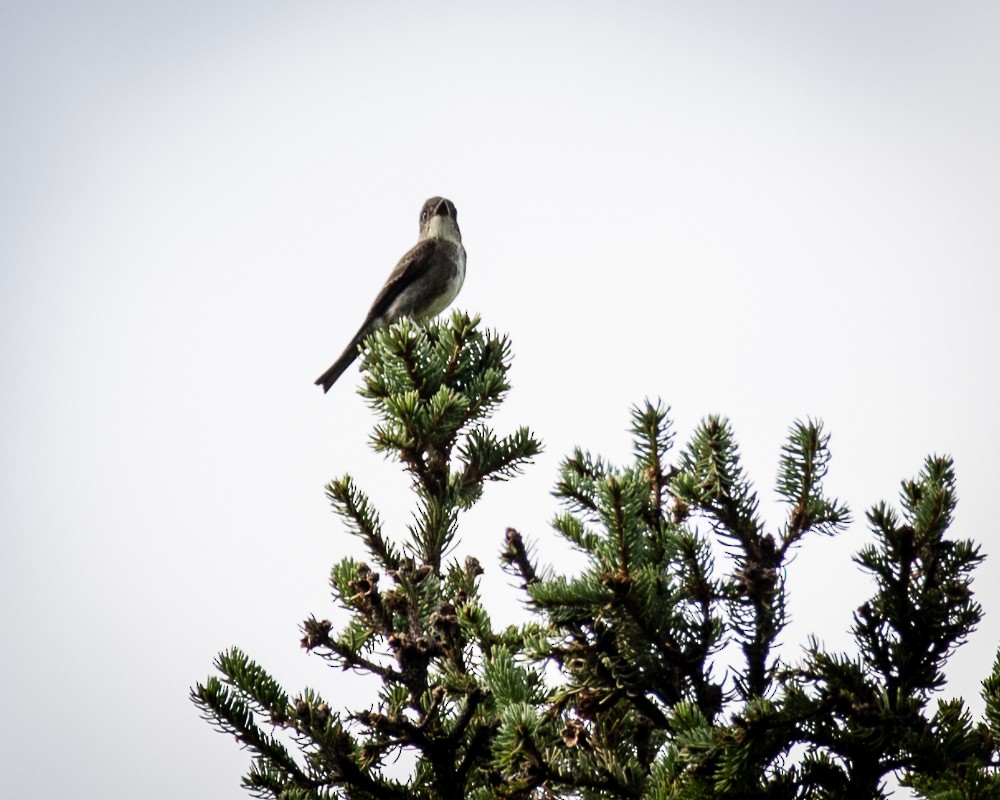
[419,196,461,243]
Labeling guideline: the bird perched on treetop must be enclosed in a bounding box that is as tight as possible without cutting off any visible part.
[314,197,466,392]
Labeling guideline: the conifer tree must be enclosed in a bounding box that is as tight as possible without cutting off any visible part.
[193,313,542,799]
[502,406,1000,799]
[193,312,1000,799]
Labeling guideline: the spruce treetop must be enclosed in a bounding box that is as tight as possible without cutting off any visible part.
[193,312,1000,800]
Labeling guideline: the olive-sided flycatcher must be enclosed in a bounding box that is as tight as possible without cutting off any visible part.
[314,197,466,392]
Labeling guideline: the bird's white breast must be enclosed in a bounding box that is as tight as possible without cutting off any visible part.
[424,240,466,317]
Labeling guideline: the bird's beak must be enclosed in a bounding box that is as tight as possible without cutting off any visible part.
[433,198,451,218]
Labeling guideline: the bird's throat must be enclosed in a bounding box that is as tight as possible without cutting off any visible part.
[424,215,462,243]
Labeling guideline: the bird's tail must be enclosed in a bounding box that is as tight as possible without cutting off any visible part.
[314,327,370,393]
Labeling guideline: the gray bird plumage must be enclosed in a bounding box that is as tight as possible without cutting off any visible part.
[315,197,466,393]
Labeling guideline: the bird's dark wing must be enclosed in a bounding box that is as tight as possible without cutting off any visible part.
[364,238,439,321]
[314,239,441,393]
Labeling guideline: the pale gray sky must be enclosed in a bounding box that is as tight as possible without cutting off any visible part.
[2,2,999,797]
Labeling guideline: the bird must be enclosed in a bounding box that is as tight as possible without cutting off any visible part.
[314,196,466,393]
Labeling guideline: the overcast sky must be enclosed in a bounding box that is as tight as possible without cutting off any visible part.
[2,2,999,797]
